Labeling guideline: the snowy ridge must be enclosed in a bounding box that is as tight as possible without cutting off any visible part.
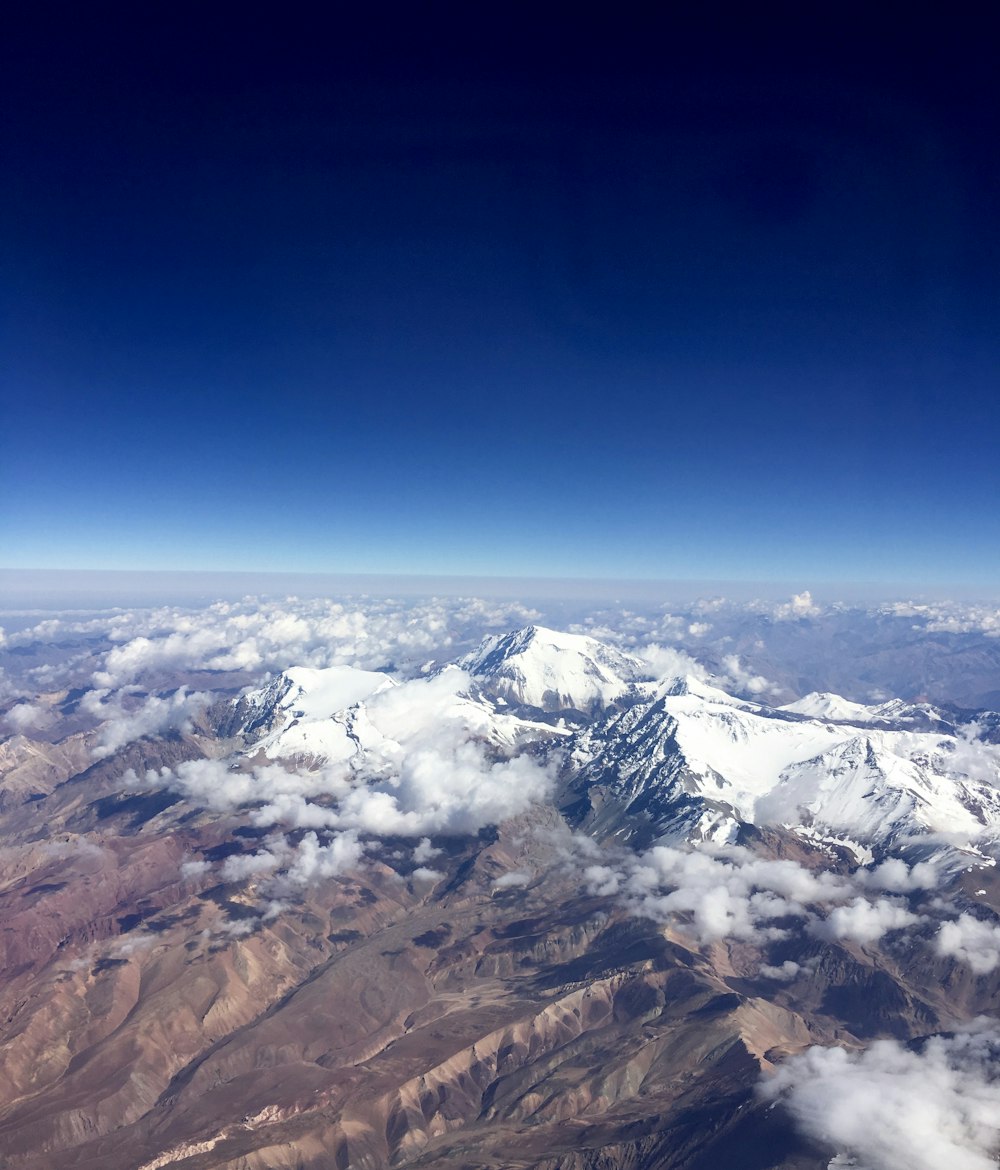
[459,625,647,712]
[756,732,1000,856]
[233,665,396,761]
[779,691,952,731]
[562,655,1000,863]
[779,692,876,722]
[227,663,570,767]
[220,628,1000,867]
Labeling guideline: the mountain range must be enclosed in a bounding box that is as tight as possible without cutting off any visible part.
[0,623,999,1169]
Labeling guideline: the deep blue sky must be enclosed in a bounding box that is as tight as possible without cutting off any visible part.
[3,7,999,585]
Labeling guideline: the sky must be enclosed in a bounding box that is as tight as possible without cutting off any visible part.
[3,7,999,587]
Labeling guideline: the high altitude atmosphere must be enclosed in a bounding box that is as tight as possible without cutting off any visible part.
[3,7,998,585]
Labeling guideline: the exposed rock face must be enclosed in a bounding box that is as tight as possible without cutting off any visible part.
[0,763,993,1170]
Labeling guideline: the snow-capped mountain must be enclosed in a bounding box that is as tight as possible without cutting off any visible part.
[459,625,647,712]
[9,613,1000,1170]
[215,629,1000,869]
[223,664,396,760]
[562,670,1000,864]
[222,661,569,768]
[779,691,953,732]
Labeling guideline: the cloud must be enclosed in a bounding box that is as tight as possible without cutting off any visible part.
[936,914,1000,974]
[773,591,822,620]
[583,843,932,947]
[944,728,1000,787]
[80,595,544,689]
[3,701,55,733]
[283,831,365,885]
[211,831,365,889]
[148,669,556,839]
[762,1023,1000,1170]
[220,847,286,883]
[855,858,940,893]
[413,837,442,864]
[759,959,805,981]
[636,643,711,682]
[809,897,922,945]
[924,605,1000,638]
[83,686,210,758]
[180,858,212,879]
[718,653,774,696]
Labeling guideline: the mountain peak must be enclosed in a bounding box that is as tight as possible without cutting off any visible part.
[460,626,646,712]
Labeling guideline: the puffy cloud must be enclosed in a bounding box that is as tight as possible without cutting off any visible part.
[936,914,1000,974]
[636,644,711,683]
[180,858,212,880]
[718,654,774,696]
[759,959,805,981]
[413,837,442,864]
[762,1023,1000,1170]
[148,670,555,839]
[143,757,351,815]
[619,636,775,699]
[923,604,1000,638]
[3,701,55,733]
[855,858,940,893]
[214,832,365,889]
[810,897,922,945]
[944,728,1000,787]
[220,847,285,883]
[82,595,544,689]
[283,831,365,885]
[773,591,822,620]
[84,687,210,758]
[583,843,932,947]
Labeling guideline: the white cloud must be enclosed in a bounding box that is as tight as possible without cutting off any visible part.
[583,843,933,947]
[84,687,210,758]
[220,847,285,882]
[762,1023,1000,1170]
[180,858,212,880]
[936,914,1000,974]
[3,701,55,733]
[718,653,774,696]
[79,595,544,690]
[944,728,1000,787]
[810,897,922,945]
[924,604,1000,638]
[773,591,822,620]
[413,837,442,864]
[283,830,364,884]
[759,959,804,981]
[855,858,940,893]
[636,643,711,683]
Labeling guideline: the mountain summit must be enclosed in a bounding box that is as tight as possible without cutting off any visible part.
[459,624,647,712]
